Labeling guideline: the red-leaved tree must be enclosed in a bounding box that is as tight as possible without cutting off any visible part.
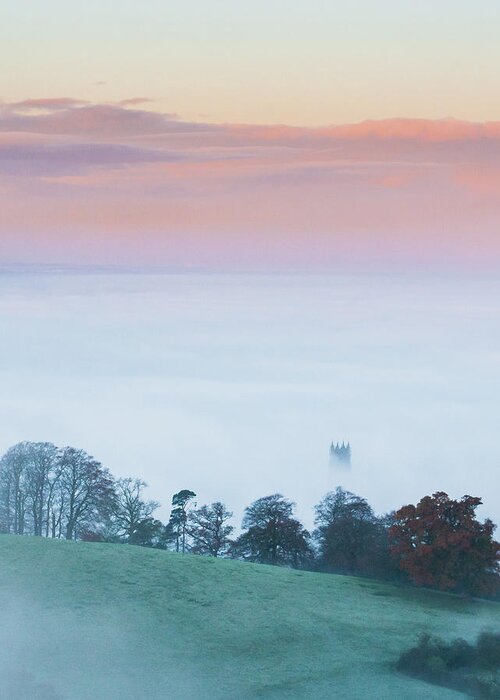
[389,492,500,596]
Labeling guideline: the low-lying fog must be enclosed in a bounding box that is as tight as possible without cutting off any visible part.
[0,267,499,527]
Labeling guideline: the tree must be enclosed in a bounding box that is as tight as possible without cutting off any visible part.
[0,442,63,537]
[188,502,233,557]
[0,441,167,546]
[389,491,500,596]
[57,447,115,540]
[24,442,59,536]
[127,517,166,548]
[0,442,30,534]
[314,487,392,577]
[111,478,160,544]
[167,489,196,553]
[44,456,64,538]
[233,494,311,567]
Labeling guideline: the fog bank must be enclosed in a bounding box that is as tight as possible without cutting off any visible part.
[0,268,498,527]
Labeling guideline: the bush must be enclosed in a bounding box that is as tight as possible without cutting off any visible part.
[397,633,433,674]
[447,638,477,669]
[474,672,500,698]
[80,530,105,542]
[397,633,475,675]
[476,633,500,669]
[398,632,500,699]
[426,655,447,675]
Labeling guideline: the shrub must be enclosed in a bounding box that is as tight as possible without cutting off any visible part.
[397,633,434,674]
[426,655,447,675]
[397,633,475,675]
[398,631,500,699]
[476,633,500,669]
[80,530,105,542]
[446,638,477,669]
[474,673,500,698]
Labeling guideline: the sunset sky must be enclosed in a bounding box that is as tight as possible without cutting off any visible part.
[2,1,500,269]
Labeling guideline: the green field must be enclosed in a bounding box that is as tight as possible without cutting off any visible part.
[0,536,498,699]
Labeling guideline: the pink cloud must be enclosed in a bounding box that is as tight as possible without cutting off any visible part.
[1,99,500,269]
[224,118,500,148]
[319,118,500,142]
[116,97,155,107]
[0,100,204,137]
[7,97,88,112]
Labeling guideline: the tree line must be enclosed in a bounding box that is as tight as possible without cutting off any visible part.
[1,441,499,598]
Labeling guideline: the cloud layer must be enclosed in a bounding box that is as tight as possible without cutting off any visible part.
[1,99,499,269]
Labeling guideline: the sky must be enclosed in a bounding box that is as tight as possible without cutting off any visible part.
[1,1,500,269]
[0,6,498,531]
[2,1,500,125]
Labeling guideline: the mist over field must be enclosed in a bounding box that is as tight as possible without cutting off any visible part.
[0,554,209,699]
[0,267,498,527]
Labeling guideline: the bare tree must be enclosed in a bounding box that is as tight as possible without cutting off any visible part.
[57,447,115,540]
[188,502,233,557]
[0,443,31,534]
[45,459,64,538]
[111,477,159,543]
[24,442,58,536]
[0,442,63,537]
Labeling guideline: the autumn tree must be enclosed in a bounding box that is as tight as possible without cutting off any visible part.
[389,491,500,596]
[233,494,311,567]
[188,502,233,557]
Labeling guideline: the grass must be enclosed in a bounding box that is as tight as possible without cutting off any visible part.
[0,535,499,699]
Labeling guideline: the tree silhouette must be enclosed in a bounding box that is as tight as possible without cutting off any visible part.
[314,487,394,577]
[188,502,233,557]
[111,478,159,543]
[234,494,311,566]
[167,489,196,553]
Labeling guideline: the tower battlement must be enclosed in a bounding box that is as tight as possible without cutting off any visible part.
[330,441,351,466]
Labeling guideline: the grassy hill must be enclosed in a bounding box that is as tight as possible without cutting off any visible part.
[0,536,498,699]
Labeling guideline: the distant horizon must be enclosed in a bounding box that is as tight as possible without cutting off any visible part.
[1,260,499,277]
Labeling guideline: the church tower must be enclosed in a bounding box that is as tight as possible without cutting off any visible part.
[330,441,351,466]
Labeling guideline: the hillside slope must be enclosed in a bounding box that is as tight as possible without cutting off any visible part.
[0,536,498,699]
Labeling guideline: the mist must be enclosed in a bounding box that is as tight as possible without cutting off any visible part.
[0,267,498,528]
[0,582,211,699]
